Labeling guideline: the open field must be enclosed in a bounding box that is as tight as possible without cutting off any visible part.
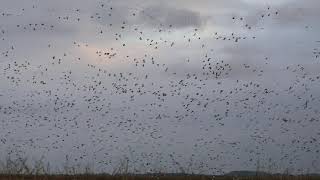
[0,157,318,180]
[0,174,319,180]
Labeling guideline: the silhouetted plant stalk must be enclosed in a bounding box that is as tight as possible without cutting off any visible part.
[0,154,319,180]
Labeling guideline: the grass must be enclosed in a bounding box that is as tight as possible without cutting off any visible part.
[0,156,318,180]
[0,174,319,180]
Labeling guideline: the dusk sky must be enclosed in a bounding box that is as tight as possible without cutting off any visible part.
[0,0,320,175]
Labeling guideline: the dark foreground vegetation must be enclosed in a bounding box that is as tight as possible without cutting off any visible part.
[0,157,318,180]
[0,174,319,180]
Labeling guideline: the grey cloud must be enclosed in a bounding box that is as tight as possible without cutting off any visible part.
[138,4,205,29]
[275,0,320,26]
[239,0,320,29]
[93,2,205,29]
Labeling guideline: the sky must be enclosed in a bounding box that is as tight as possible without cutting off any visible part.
[0,0,320,175]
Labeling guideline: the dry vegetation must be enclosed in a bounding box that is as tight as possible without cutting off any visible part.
[0,174,319,180]
[0,157,318,180]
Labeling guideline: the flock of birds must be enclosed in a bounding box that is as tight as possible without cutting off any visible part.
[0,0,320,175]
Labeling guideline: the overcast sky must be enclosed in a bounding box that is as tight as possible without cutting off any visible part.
[0,0,320,175]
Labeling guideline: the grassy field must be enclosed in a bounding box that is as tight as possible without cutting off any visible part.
[0,157,318,180]
[0,174,319,180]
